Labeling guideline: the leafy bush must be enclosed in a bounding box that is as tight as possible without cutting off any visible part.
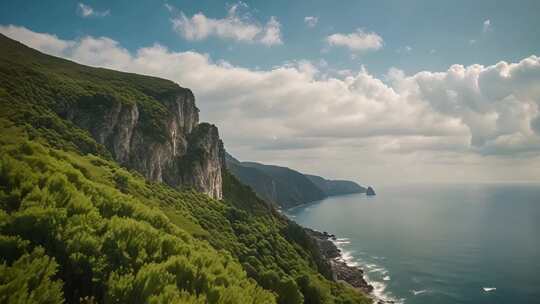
[0,247,64,304]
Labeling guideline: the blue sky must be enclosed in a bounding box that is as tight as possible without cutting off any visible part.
[1,0,539,76]
[1,1,540,184]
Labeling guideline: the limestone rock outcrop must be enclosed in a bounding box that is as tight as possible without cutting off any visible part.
[61,87,224,199]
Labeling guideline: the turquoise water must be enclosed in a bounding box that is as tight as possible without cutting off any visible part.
[286,183,540,304]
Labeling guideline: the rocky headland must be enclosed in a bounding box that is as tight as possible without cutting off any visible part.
[305,228,395,304]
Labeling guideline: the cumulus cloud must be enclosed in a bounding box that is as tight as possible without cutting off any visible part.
[393,57,540,155]
[2,25,539,182]
[0,25,74,56]
[304,16,318,28]
[77,2,110,18]
[169,2,282,46]
[326,29,383,52]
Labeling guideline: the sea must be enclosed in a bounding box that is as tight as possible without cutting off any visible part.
[285,183,540,304]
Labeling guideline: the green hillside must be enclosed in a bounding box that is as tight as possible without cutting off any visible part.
[0,34,370,304]
[226,157,326,209]
[226,154,366,209]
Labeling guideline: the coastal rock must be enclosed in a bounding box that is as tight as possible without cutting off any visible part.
[305,228,374,294]
[366,186,376,196]
[305,228,341,259]
[61,88,224,199]
[331,260,373,294]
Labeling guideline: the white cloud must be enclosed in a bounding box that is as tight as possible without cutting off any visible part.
[326,29,383,51]
[0,25,74,56]
[77,3,110,18]
[304,16,318,28]
[397,57,540,153]
[2,25,539,182]
[169,2,282,46]
[483,19,491,33]
[259,17,282,46]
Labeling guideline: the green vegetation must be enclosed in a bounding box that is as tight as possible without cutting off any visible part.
[0,34,371,304]
[0,126,274,303]
[226,155,366,209]
[0,32,182,147]
[226,156,326,209]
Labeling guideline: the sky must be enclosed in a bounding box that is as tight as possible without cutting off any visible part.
[1,0,540,185]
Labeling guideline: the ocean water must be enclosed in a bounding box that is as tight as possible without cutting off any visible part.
[286,183,540,304]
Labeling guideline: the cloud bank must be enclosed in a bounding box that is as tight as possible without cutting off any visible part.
[1,25,539,182]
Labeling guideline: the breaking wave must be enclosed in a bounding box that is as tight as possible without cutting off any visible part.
[331,237,404,304]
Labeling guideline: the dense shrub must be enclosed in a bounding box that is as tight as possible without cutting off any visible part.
[0,137,275,303]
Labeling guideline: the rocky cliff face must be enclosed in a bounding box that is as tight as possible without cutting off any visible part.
[61,88,224,199]
[177,123,224,199]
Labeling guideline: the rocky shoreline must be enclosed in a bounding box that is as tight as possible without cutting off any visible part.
[305,228,394,304]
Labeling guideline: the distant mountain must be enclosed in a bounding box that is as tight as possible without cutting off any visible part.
[226,154,325,208]
[226,153,366,208]
[305,174,366,196]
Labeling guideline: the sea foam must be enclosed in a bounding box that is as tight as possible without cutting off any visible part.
[411,289,428,296]
[331,237,404,304]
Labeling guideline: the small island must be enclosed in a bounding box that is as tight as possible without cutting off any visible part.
[366,186,376,196]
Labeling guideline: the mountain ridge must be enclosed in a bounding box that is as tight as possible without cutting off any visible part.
[226,153,367,209]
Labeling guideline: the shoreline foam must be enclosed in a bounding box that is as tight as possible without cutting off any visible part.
[330,237,404,304]
[304,227,403,304]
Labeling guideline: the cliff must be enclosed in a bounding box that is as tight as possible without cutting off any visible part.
[60,88,224,199]
[0,33,224,199]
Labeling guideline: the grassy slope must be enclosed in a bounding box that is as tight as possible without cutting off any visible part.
[0,34,371,304]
